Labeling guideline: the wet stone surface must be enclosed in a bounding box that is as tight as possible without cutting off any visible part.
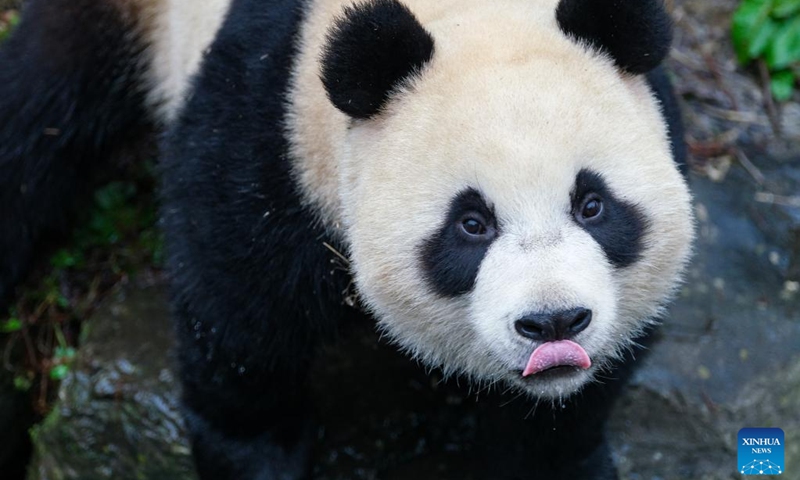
[27,288,195,480]
[609,159,800,480]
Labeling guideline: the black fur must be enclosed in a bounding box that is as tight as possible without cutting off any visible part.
[571,169,647,268]
[477,335,651,479]
[420,189,498,297]
[320,0,434,119]
[646,66,688,176]
[0,0,151,307]
[556,0,673,74]
[160,0,357,478]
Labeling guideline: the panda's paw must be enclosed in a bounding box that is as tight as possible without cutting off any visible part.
[186,407,314,480]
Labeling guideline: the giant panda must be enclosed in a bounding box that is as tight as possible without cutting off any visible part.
[0,0,694,478]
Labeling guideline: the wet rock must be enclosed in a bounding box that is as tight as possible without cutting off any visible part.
[26,288,196,480]
[609,159,800,480]
[605,1,800,474]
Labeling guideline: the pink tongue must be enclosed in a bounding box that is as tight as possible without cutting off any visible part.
[522,340,592,377]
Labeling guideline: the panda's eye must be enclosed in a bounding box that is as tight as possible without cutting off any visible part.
[459,215,491,238]
[578,195,604,221]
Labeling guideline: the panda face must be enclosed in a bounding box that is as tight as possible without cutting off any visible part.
[335,2,694,399]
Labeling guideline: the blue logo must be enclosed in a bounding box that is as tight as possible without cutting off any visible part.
[738,428,784,475]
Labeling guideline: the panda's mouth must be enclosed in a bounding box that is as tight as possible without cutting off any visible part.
[526,365,582,377]
[521,340,592,377]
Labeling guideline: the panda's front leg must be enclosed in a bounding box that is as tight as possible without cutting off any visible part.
[165,230,348,480]
[177,347,315,480]
[172,285,329,480]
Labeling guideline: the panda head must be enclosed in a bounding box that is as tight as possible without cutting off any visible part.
[320,0,694,400]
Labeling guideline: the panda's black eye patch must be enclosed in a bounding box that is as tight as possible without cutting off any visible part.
[571,169,647,268]
[421,189,498,297]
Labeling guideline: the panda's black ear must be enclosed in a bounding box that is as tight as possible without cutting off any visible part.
[556,0,672,74]
[321,0,434,119]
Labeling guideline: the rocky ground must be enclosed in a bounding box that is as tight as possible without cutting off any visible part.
[10,0,800,479]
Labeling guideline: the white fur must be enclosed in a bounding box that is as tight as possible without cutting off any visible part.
[140,0,233,122]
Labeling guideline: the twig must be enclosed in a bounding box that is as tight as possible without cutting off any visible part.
[734,149,766,186]
[20,327,38,370]
[38,367,48,414]
[702,105,766,124]
[702,51,739,110]
[754,192,800,208]
[3,335,17,370]
[687,140,732,158]
[322,241,350,266]
[757,59,782,135]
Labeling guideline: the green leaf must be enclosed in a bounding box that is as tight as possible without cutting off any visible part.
[772,0,800,18]
[13,376,32,392]
[0,11,20,44]
[49,364,70,380]
[770,70,796,100]
[0,318,23,333]
[53,346,77,362]
[766,17,800,68]
[56,294,70,308]
[94,182,136,211]
[733,0,777,63]
[750,17,781,59]
[51,248,85,269]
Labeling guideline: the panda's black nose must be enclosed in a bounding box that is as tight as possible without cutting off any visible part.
[514,308,592,341]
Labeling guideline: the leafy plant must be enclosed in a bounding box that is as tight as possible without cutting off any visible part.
[0,317,22,333]
[49,325,76,381]
[0,9,19,43]
[733,0,800,101]
[1,162,162,413]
